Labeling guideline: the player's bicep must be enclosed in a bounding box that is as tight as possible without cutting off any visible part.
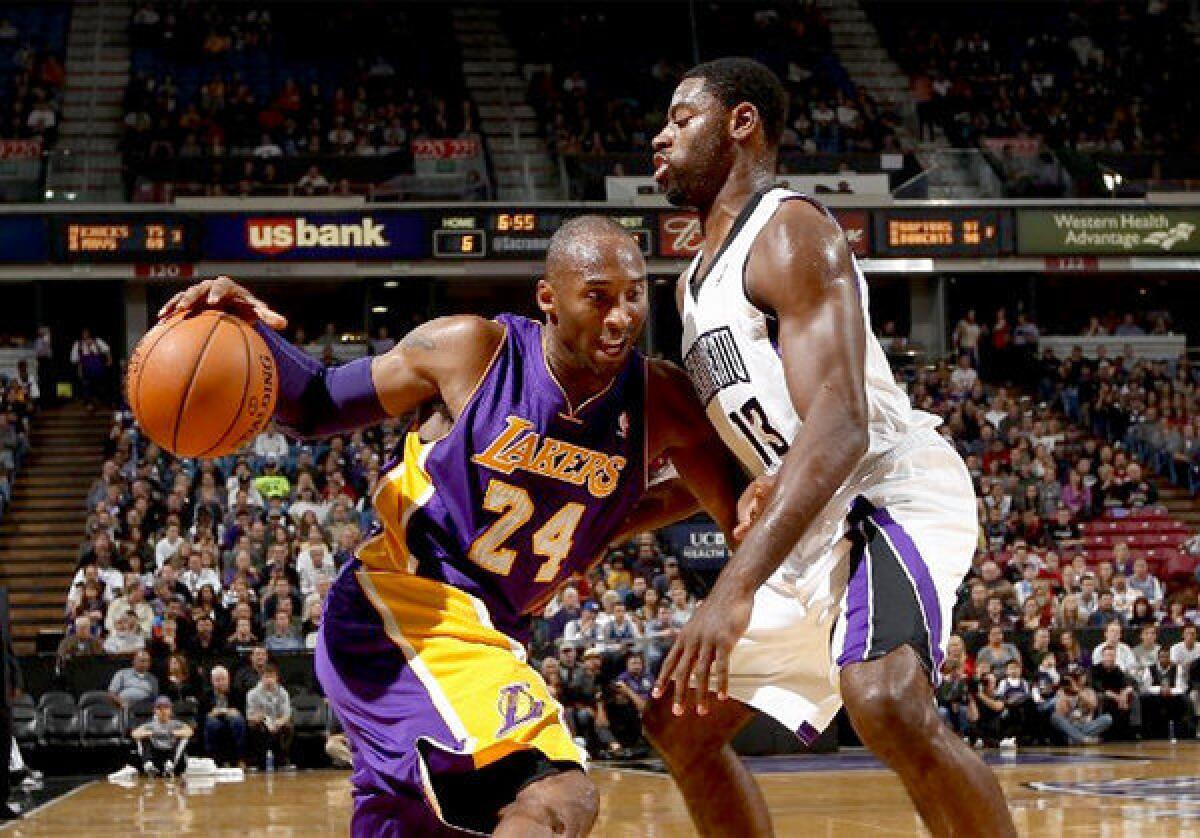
[748,202,868,429]
[371,316,501,418]
[774,277,868,425]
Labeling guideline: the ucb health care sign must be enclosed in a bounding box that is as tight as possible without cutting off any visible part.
[1019,209,1200,255]
[658,209,869,258]
[662,517,729,570]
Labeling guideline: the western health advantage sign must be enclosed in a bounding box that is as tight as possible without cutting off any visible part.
[1018,209,1200,255]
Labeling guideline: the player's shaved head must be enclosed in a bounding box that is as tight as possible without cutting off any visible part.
[544,215,640,286]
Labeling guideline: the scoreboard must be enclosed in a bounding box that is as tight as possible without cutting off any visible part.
[430,210,653,259]
[1,204,1189,266]
[873,209,1012,257]
[52,216,197,262]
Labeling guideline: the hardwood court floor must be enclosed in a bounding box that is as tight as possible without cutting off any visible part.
[8,742,1200,835]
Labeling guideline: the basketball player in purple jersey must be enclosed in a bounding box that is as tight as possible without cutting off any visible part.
[160,216,746,836]
[646,58,1015,836]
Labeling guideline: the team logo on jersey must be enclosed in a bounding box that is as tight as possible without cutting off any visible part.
[617,412,629,439]
[496,682,545,738]
[473,417,627,498]
[683,327,751,405]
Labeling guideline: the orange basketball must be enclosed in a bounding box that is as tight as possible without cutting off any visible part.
[126,310,278,458]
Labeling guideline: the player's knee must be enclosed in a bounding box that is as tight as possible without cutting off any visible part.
[507,770,598,835]
[843,657,937,752]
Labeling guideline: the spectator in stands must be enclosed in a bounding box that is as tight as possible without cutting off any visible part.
[70,328,111,408]
[297,165,330,195]
[1131,624,1161,685]
[951,354,979,395]
[607,651,652,755]
[106,574,154,636]
[245,663,294,770]
[1091,620,1137,670]
[104,611,146,655]
[295,542,336,598]
[161,652,199,704]
[563,602,603,650]
[955,581,990,632]
[600,602,641,655]
[1128,558,1164,608]
[56,615,105,663]
[202,665,247,767]
[1092,645,1142,738]
[1140,646,1189,740]
[977,626,1021,671]
[1052,664,1111,745]
[234,645,270,697]
[109,649,158,708]
[1088,593,1125,628]
[563,647,620,758]
[264,610,304,653]
[131,696,192,778]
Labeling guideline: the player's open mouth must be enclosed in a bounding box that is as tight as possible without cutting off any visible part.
[653,154,669,185]
[597,339,627,357]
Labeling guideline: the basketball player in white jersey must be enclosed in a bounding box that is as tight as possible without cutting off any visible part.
[643,58,1015,836]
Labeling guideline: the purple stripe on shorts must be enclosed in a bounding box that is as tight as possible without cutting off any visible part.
[837,536,871,666]
[796,721,820,746]
[869,507,944,670]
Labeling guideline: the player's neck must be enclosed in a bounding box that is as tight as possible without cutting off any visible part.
[542,328,612,409]
[697,161,775,252]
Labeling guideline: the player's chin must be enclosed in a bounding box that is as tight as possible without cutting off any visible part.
[664,183,691,207]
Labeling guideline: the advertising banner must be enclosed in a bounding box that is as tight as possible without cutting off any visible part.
[1018,209,1200,255]
[660,516,729,570]
[657,208,869,258]
[203,212,428,260]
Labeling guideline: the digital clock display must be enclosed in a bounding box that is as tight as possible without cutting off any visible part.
[53,217,195,262]
[433,229,486,258]
[873,210,1011,256]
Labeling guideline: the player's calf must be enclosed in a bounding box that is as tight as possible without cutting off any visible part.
[841,645,1016,838]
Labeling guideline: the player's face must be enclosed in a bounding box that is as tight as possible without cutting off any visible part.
[540,238,648,379]
[652,78,734,208]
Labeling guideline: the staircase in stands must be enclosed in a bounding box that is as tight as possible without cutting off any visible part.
[46,0,131,202]
[450,5,560,200]
[819,0,985,198]
[0,403,110,654]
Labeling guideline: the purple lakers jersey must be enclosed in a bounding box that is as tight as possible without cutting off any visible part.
[358,314,646,639]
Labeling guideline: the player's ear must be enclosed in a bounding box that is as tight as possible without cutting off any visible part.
[730,102,758,142]
[536,277,558,324]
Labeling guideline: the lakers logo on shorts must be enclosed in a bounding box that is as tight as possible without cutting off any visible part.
[496,682,545,738]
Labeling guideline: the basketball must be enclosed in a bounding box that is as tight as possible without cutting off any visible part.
[125,310,277,458]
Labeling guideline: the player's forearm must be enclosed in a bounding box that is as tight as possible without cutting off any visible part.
[254,324,389,438]
[714,413,867,600]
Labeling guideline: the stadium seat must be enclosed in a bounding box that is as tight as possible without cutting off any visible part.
[292,693,329,736]
[81,702,127,748]
[79,690,117,709]
[12,694,38,747]
[173,698,199,730]
[39,702,81,746]
[125,699,155,734]
[36,691,76,712]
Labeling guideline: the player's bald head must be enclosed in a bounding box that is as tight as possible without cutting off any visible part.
[544,215,642,286]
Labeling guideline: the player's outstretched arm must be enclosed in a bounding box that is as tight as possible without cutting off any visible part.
[157,276,503,438]
[655,201,869,714]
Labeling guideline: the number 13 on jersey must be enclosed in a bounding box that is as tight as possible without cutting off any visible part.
[728,396,790,469]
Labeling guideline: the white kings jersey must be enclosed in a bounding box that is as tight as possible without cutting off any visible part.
[680,188,940,481]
